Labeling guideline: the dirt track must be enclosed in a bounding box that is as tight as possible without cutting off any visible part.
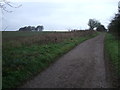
[21,34,112,88]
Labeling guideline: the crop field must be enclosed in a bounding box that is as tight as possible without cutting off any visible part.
[3,30,96,47]
[2,30,99,88]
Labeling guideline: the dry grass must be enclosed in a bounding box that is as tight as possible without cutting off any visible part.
[3,30,96,48]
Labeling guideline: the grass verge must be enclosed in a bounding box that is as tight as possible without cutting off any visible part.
[3,32,99,88]
[104,33,119,87]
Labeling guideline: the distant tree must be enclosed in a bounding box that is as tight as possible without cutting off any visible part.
[19,26,28,31]
[96,25,107,32]
[88,19,101,30]
[19,27,25,31]
[27,26,32,31]
[36,25,44,31]
[19,25,44,31]
[31,26,36,31]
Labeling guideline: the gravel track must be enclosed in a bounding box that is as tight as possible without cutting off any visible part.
[21,34,112,88]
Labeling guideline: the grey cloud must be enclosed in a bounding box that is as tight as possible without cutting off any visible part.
[2,1,119,31]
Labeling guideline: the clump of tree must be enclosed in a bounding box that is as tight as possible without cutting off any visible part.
[96,25,107,32]
[88,19,101,30]
[88,19,106,32]
[108,2,120,38]
[19,25,44,31]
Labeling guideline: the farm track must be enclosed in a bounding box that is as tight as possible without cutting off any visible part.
[21,34,112,88]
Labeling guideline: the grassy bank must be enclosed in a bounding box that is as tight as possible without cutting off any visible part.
[104,33,119,86]
[2,31,98,88]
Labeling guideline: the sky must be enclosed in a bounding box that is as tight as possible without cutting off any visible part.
[1,0,119,31]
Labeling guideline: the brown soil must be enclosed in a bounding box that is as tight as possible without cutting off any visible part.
[21,34,113,88]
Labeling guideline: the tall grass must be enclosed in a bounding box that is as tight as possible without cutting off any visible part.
[2,31,98,88]
[104,33,119,86]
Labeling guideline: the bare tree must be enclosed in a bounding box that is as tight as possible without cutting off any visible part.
[0,0,22,31]
[0,0,22,13]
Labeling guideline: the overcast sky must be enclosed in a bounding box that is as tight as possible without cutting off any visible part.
[1,0,119,31]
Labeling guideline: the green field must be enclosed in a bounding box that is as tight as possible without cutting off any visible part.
[2,31,99,88]
[104,33,119,86]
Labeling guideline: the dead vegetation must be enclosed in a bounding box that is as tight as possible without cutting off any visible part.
[3,30,96,48]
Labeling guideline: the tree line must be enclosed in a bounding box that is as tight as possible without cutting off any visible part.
[108,1,120,38]
[88,19,107,32]
[19,25,44,31]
